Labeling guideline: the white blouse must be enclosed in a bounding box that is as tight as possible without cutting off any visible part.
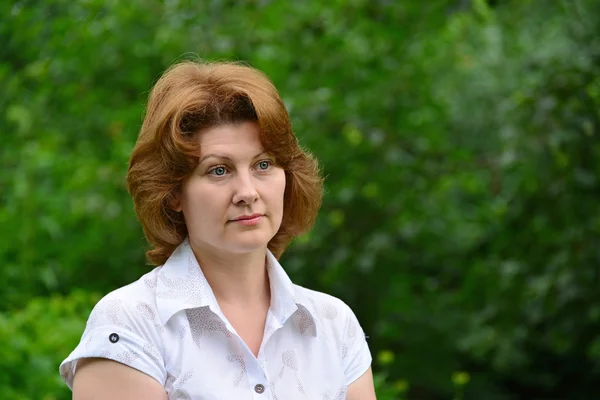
[60,238,372,399]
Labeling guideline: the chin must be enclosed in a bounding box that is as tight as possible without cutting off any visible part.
[226,243,269,255]
[226,233,274,254]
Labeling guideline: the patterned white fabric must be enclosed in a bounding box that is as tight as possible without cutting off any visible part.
[60,238,372,399]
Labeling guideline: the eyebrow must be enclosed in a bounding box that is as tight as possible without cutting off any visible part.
[198,150,268,164]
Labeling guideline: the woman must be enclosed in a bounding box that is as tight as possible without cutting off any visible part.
[60,60,376,399]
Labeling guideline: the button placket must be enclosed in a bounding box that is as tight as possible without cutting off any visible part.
[245,352,269,397]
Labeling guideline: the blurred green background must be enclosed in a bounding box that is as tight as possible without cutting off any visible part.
[2,0,600,398]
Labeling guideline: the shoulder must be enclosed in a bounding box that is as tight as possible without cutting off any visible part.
[293,285,372,385]
[294,284,351,314]
[60,267,167,388]
[85,266,163,334]
[103,266,161,302]
[293,284,363,338]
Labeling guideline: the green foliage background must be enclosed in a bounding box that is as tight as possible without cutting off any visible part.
[2,0,600,398]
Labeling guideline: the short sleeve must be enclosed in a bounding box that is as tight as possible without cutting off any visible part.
[59,293,166,389]
[342,305,372,385]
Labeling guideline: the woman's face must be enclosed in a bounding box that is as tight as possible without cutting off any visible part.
[174,121,286,257]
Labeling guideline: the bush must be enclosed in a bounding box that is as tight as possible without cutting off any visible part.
[2,0,600,397]
[0,292,99,400]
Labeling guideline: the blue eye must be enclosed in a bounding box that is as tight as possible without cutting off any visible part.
[257,160,271,170]
[210,166,227,176]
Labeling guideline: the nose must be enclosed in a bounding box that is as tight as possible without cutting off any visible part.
[232,171,259,205]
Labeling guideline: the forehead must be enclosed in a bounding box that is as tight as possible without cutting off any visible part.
[197,121,263,151]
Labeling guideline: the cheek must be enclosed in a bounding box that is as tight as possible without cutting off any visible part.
[181,184,218,219]
[180,186,199,211]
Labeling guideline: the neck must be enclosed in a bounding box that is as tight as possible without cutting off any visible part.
[189,241,271,307]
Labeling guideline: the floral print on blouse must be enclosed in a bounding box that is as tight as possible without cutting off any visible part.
[60,238,372,399]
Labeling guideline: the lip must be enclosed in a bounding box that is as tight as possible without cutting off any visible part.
[231,213,264,226]
[233,213,264,221]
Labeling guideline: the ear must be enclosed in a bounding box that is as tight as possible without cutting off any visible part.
[170,193,182,212]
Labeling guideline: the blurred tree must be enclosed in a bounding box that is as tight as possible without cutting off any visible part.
[1,0,599,398]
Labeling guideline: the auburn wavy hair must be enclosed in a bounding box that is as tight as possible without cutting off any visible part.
[126,60,323,265]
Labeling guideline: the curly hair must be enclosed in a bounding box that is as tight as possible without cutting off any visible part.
[126,60,323,265]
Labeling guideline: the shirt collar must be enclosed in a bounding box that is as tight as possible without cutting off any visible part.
[156,238,317,336]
